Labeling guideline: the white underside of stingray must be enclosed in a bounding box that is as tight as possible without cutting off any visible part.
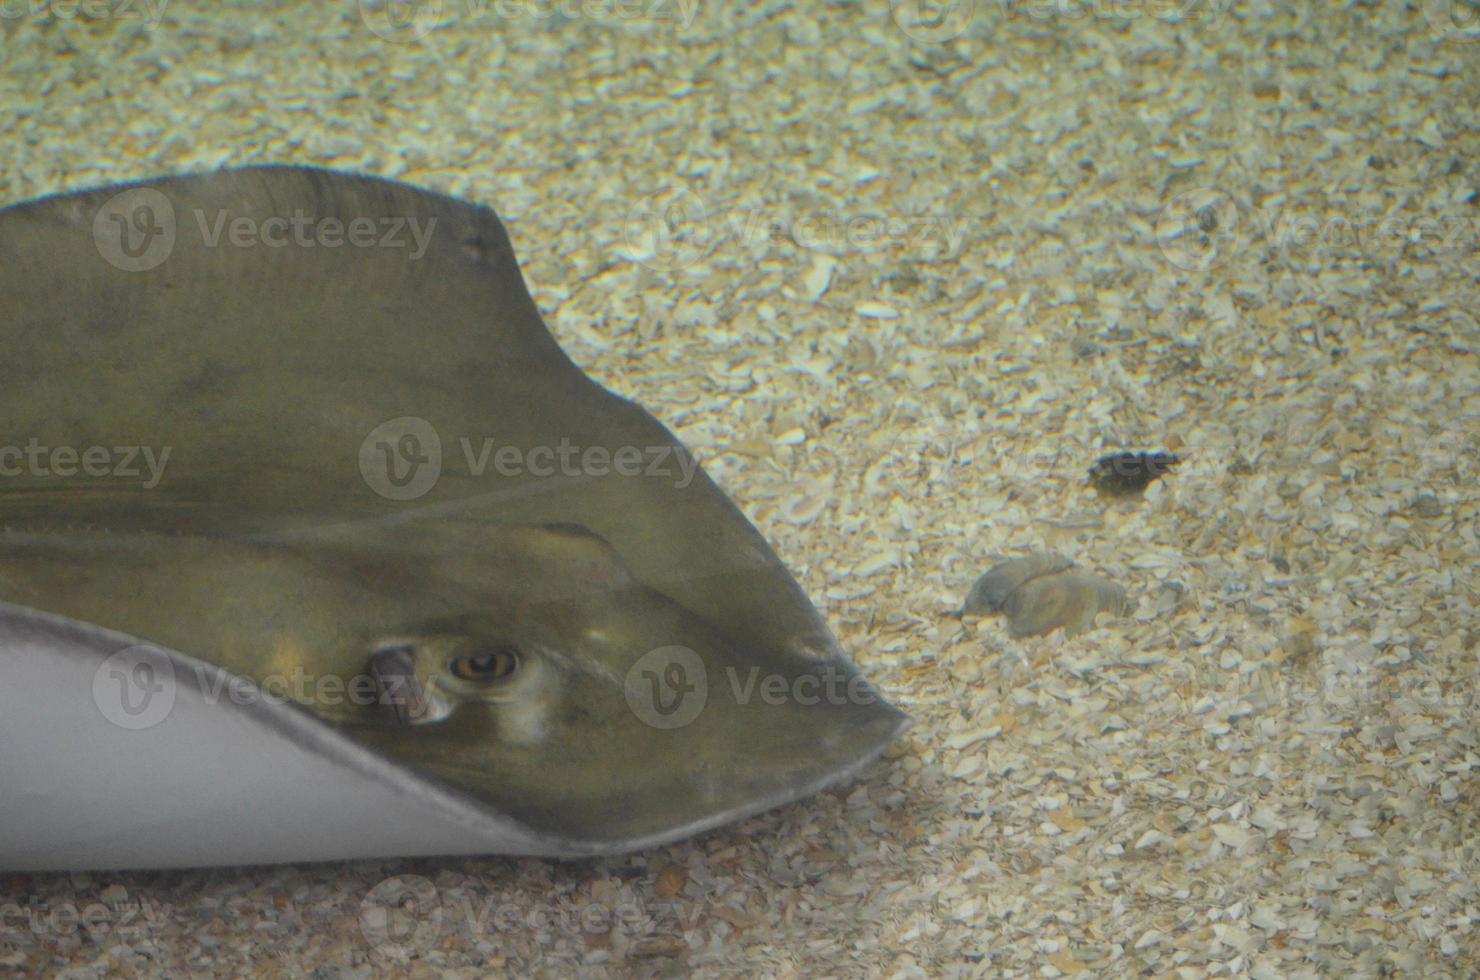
[0,602,895,870]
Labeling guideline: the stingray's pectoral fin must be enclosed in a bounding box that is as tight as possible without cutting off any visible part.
[0,166,913,869]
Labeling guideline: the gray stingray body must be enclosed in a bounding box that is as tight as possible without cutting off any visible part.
[0,167,907,870]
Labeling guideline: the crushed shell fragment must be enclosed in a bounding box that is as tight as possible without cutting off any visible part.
[1003,570,1127,637]
[963,553,1126,637]
[962,552,1073,616]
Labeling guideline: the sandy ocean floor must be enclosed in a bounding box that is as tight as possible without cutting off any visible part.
[2,0,1478,976]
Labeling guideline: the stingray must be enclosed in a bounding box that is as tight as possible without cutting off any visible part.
[0,166,907,870]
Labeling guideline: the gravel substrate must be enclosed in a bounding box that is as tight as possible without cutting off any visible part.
[1,0,1476,976]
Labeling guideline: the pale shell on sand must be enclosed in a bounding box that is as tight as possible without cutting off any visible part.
[962,552,1073,616]
[965,554,1126,638]
[1001,569,1127,638]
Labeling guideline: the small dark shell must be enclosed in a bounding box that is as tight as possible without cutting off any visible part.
[1088,451,1181,498]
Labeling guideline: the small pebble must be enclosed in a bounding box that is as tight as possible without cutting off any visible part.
[962,553,1072,615]
[963,553,1127,637]
[1003,570,1126,638]
[654,865,688,898]
[1411,493,1443,518]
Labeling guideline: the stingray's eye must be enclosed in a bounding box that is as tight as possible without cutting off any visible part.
[450,645,520,683]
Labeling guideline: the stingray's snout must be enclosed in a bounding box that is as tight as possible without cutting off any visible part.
[368,642,434,727]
